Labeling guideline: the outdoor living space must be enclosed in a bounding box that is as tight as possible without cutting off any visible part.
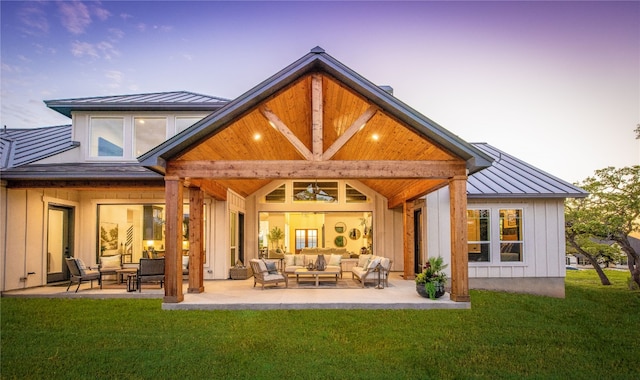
[2,273,470,310]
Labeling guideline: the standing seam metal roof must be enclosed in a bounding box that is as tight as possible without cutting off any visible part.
[468,143,587,198]
[44,91,230,118]
[0,125,78,169]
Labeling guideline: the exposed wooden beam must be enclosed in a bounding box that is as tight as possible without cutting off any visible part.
[260,106,313,161]
[323,106,378,161]
[167,160,466,179]
[311,73,323,161]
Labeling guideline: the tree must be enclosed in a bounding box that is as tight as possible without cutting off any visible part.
[565,166,640,288]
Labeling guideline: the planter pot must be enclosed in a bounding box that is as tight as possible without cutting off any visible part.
[416,282,445,299]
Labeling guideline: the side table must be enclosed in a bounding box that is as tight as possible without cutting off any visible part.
[126,273,137,292]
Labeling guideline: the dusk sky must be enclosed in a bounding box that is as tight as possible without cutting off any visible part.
[1,1,638,183]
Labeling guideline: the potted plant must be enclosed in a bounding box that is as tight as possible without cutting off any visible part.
[415,256,448,299]
[267,226,284,253]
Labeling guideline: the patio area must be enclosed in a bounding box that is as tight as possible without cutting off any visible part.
[1,272,470,310]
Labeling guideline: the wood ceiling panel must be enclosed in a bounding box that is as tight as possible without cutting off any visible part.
[323,76,371,149]
[264,76,312,150]
[178,109,304,161]
[360,178,447,202]
[331,112,457,161]
[214,179,272,198]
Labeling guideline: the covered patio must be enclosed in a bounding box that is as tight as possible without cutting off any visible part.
[139,47,492,305]
[1,274,470,310]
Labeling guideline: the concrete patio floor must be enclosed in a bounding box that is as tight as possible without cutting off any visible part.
[2,272,470,310]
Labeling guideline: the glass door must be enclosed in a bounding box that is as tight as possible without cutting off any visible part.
[47,205,74,283]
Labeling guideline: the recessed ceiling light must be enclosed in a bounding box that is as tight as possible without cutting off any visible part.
[253,133,261,141]
[371,133,379,141]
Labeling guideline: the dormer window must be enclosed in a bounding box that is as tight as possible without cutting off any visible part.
[90,117,124,157]
[134,117,167,157]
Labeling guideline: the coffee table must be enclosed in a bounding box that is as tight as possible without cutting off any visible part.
[294,268,340,287]
[116,268,137,284]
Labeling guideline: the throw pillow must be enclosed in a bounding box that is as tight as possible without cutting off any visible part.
[367,257,381,270]
[284,254,295,267]
[100,254,121,270]
[358,254,372,268]
[328,254,341,266]
[294,254,306,266]
[263,259,278,274]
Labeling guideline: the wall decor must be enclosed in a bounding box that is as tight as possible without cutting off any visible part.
[349,228,361,240]
[334,222,346,233]
[100,222,118,255]
[334,235,346,247]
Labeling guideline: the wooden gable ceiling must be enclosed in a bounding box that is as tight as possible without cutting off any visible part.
[171,73,465,206]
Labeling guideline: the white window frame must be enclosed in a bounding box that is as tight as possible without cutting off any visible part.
[89,116,125,159]
[468,204,526,266]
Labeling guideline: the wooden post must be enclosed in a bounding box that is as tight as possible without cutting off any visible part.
[164,176,184,303]
[449,175,469,302]
[403,200,415,280]
[188,187,204,293]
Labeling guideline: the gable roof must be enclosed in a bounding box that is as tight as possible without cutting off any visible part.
[0,125,78,169]
[45,91,230,118]
[468,143,587,198]
[139,47,493,174]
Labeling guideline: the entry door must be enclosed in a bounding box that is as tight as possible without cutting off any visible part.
[414,208,423,274]
[47,206,74,283]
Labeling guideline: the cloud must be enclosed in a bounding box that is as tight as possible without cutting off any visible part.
[71,40,98,58]
[97,41,120,60]
[108,28,125,40]
[17,4,49,36]
[1,62,23,74]
[91,3,111,21]
[58,1,91,35]
[104,70,123,89]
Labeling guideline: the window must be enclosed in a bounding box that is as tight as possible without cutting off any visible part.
[467,209,490,262]
[176,117,203,134]
[90,117,124,157]
[265,185,286,203]
[295,229,318,254]
[134,117,166,157]
[467,207,524,263]
[293,181,338,202]
[97,204,198,263]
[346,184,368,202]
[500,209,523,262]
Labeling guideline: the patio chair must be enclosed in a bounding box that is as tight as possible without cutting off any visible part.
[65,257,100,292]
[249,259,288,289]
[137,258,165,292]
[98,254,122,289]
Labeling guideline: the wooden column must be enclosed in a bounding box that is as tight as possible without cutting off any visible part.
[403,200,415,279]
[164,176,184,303]
[188,187,204,293]
[449,175,469,302]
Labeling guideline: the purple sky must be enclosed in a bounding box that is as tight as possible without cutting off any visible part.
[1,1,638,183]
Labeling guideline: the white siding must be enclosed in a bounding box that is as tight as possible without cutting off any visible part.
[426,186,566,280]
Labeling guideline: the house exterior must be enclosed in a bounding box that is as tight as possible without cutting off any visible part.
[0,47,586,301]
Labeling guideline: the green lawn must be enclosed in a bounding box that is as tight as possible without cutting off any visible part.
[2,269,638,379]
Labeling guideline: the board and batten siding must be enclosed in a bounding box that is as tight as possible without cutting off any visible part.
[426,186,567,297]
